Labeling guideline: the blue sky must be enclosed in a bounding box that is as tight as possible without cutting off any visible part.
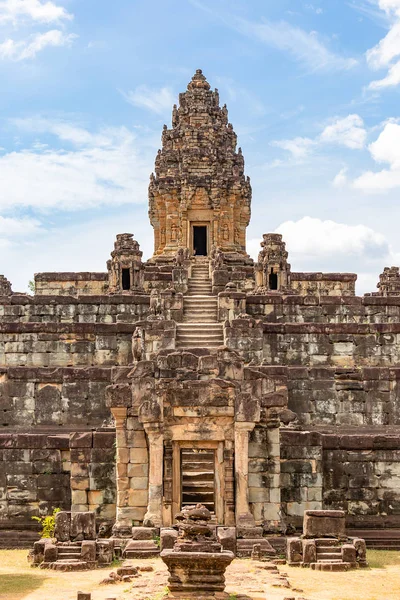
[1,0,400,293]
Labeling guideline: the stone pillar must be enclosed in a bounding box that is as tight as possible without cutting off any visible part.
[234,422,255,524]
[143,423,164,527]
[110,407,130,533]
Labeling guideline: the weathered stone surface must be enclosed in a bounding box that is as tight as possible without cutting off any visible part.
[217,527,236,555]
[55,511,71,542]
[303,510,346,539]
[161,504,234,594]
[160,528,178,551]
[70,512,96,541]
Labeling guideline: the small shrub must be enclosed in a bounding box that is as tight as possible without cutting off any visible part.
[31,507,61,538]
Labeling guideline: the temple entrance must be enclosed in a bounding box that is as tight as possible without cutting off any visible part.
[181,448,215,512]
[170,441,225,524]
[193,226,207,256]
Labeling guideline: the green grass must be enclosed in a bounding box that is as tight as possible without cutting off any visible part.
[0,573,46,596]
[367,549,400,569]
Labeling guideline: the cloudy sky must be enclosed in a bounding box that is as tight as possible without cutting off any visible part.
[1,0,400,293]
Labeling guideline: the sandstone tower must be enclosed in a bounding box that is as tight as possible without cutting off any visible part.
[149,69,251,260]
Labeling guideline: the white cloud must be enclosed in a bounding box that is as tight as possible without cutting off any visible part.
[0,29,76,61]
[234,16,357,72]
[271,136,315,159]
[366,1,400,89]
[352,121,400,191]
[304,4,323,15]
[121,85,176,115]
[272,114,366,160]
[275,216,388,257]
[189,0,356,72]
[368,57,400,88]
[0,210,153,292]
[0,215,41,235]
[247,217,388,260]
[319,114,367,149]
[0,118,154,210]
[0,0,72,24]
[247,217,392,294]
[332,167,348,187]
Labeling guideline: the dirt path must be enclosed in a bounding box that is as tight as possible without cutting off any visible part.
[1,550,400,600]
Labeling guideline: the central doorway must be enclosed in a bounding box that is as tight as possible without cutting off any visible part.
[171,440,224,524]
[193,225,207,256]
[181,448,215,513]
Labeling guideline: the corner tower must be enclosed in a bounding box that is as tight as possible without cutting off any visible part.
[149,69,252,260]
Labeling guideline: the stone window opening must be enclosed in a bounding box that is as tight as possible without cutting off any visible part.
[269,268,278,290]
[121,268,131,290]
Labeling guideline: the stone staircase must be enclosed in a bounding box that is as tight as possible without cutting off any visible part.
[310,539,355,572]
[176,259,223,349]
[56,543,82,561]
[349,528,400,550]
[315,539,342,563]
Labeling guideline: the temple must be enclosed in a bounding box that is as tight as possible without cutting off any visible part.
[2,70,400,553]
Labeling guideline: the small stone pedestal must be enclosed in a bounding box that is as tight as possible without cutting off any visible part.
[161,504,234,598]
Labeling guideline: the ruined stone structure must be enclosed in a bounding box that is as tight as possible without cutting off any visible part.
[287,509,367,571]
[2,71,400,553]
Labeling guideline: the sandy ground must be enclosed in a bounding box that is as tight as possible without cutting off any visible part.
[0,550,400,600]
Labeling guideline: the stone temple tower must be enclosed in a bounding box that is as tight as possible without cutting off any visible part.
[148,69,252,261]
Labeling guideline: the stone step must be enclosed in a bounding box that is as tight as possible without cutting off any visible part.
[58,552,82,559]
[317,558,343,563]
[177,341,222,348]
[183,307,217,312]
[236,539,276,558]
[183,297,217,302]
[183,312,217,317]
[177,324,222,330]
[186,293,215,297]
[124,550,160,559]
[316,553,342,560]
[311,562,352,572]
[315,539,340,546]
[176,334,224,342]
[0,530,39,549]
[48,560,92,572]
[316,546,341,553]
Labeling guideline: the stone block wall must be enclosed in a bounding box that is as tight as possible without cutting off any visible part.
[114,416,149,525]
[0,367,111,428]
[0,324,136,367]
[69,431,116,521]
[246,295,400,324]
[261,323,400,367]
[248,426,281,523]
[290,272,356,296]
[35,273,108,296]
[323,434,400,528]
[0,295,150,324]
[285,366,400,428]
[280,430,323,528]
[0,433,71,530]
